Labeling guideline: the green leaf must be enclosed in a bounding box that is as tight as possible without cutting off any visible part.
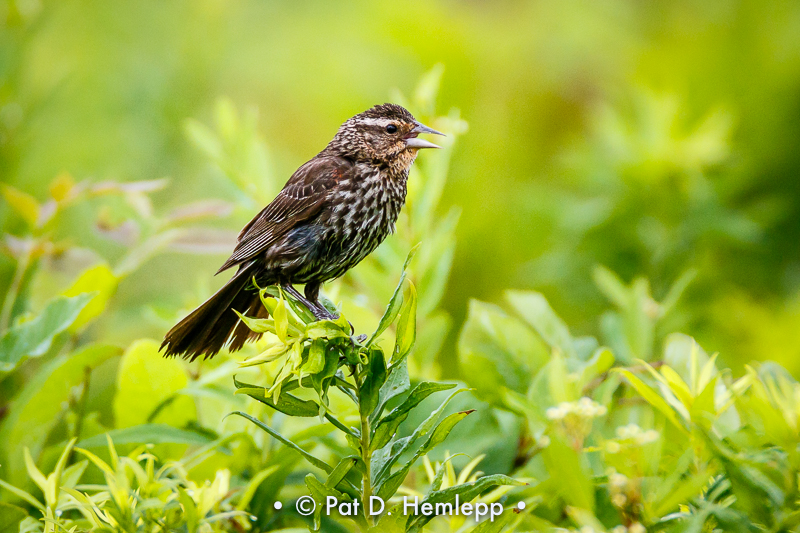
[60,460,88,492]
[371,382,457,451]
[376,410,474,501]
[62,263,119,332]
[235,465,279,513]
[659,365,694,408]
[367,245,419,347]
[234,384,320,417]
[372,387,468,485]
[41,437,76,508]
[614,368,689,434]
[704,433,785,522]
[0,503,27,533]
[22,448,47,495]
[697,353,720,394]
[305,321,349,340]
[263,285,317,323]
[303,339,326,374]
[305,474,365,531]
[422,410,474,453]
[238,342,289,367]
[312,344,341,400]
[370,358,413,426]
[1,184,40,227]
[0,479,43,511]
[546,349,570,404]
[325,456,359,490]
[178,487,199,533]
[468,508,520,533]
[706,379,737,436]
[457,300,549,405]
[592,265,629,309]
[660,269,696,315]
[273,292,289,343]
[234,311,276,334]
[0,293,94,373]
[0,343,120,487]
[541,433,593,511]
[577,347,615,390]
[77,425,213,448]
[393,280,417,363]
[651,468,710,518]
[505,290,576,357]
[228,411,333,473]
[360,349,388,417]
[566,507,606,531]
[113,339,196,429]
[406,474,524,533]
[663,333,711,387]
[429,461,448,493]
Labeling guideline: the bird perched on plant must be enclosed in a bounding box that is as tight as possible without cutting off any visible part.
[161,103,443,361]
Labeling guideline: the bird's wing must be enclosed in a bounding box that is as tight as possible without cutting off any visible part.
[216,156,349,274]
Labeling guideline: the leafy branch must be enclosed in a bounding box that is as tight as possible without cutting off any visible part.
[230,249,521,531]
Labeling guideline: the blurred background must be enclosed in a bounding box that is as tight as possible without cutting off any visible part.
[3,0,800,375]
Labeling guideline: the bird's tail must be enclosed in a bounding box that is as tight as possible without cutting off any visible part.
[161,264,267,361]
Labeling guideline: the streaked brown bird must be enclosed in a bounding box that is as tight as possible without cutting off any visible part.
[161,103,443,361]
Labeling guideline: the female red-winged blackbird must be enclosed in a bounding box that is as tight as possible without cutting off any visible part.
[161,103,443,361]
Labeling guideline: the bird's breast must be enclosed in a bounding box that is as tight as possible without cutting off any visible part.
[318,167,407,274]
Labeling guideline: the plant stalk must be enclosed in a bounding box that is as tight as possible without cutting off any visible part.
[0,239,33,331]
[358,371,374,529]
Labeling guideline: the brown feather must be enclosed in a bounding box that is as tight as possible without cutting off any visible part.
[216,157,350,274]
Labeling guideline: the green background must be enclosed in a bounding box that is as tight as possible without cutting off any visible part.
[3,0,800,373]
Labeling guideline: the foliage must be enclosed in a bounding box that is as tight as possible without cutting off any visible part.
[230,254,521,532]
[2,8,800,529]
[0,436,252,532]
[455,275,800,532]
[0,69,497,532]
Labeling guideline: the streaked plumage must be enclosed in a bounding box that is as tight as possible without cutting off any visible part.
[161,103,443,360]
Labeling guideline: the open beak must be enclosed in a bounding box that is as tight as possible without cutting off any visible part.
[405,121,445,150]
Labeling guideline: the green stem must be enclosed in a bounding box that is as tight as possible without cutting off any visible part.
[0,239,33,332]
[358,372,374,529]
[73,367,92,442]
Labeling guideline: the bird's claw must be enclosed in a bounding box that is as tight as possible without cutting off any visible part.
[311,306,337,322]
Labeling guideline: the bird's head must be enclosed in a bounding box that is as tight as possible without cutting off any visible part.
[327,103,444,165]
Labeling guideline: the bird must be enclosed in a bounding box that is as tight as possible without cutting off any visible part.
[161,103,443,361]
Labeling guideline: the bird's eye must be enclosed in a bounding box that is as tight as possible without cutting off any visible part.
[385,124,398,134]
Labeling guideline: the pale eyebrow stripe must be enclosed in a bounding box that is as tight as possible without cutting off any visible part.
[358,117,393,127]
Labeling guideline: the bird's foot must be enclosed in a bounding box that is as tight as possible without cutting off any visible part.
[282,284,335,322]
[311,306,337,321]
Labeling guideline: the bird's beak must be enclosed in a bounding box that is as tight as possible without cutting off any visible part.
[405,121,445,150]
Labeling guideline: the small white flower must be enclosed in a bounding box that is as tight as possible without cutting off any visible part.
[628,523,646,533]
[639,430,659,444]
[606,440,621,454]
[611,493,628,507]
[617,423,640,439]
[609,472,628,488]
